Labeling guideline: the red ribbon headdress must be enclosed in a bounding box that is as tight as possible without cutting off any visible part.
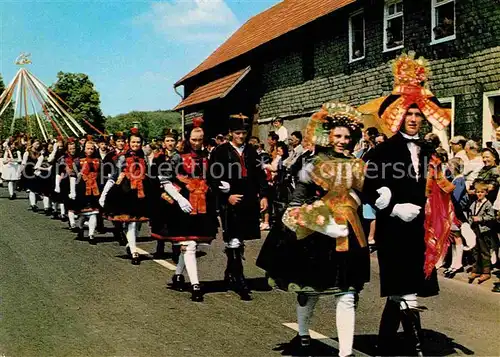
[379,51,451,133]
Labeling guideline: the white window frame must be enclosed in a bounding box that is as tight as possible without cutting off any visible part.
[433,96,455,153]
[383,0,404,52]
[431,0,456,45]
[349,9,365,63]
[482,90,500,147]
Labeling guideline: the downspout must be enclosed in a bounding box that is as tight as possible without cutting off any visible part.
[174,85,185,138]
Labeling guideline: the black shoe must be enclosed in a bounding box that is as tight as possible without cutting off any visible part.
[60,215,68,222]
[31,205,38,212]
[44,208,53,216]
[299,335,311,347]
[191,284,204,302]
[400,308,424,357]
[126,246,131,257]
[88,235,97,245]
[131,252,140,265]
[492,283,500,293]
[171,274,185,291]
[76,229,84,241]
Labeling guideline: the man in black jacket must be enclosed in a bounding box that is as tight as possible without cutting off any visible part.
[209,114,268,300]
[363,52,451,357]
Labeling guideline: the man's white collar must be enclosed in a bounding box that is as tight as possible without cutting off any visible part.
[400,132,419,140]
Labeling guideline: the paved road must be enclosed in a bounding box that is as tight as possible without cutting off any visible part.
[0,189,498,356]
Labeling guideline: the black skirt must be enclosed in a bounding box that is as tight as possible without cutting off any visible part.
[103,177,152,222]
[256,221,370,294]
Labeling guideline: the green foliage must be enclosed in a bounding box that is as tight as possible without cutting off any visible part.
[105,110,181,140]
[0,74,15,141]
[51,72,105,132]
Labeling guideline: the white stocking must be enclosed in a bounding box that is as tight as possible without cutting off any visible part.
[126,222,137,254]
[335,293,356,357]
[29,192,36,206]
[297,295,319,336]
[451,244,464,269]
[43,196,50,210]
[88,215,97,237]
[175,250,185,275]
[8,182,14,197]
[60,204,66,216]
[182,241,199,285]
[68,211,77,228]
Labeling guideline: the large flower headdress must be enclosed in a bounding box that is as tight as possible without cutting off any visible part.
[379,51,451,133]
[303,102,363,150]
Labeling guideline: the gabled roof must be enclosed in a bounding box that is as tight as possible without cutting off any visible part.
[174,67,251,111]
[175,0,355,86]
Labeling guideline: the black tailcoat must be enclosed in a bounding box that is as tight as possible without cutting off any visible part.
[209,142,268,242]
[363,133,439,297]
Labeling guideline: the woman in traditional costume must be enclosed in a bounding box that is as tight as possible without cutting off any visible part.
[151,118,218,302]
[257,102,369,356]
[55,138,79,230]
[100,128,152,265]
[2,141,22,200]
[34,142,57,215]
[69,140,102,244]
[22,139,42,211]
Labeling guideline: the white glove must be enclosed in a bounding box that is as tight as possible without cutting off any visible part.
[375,187,392,210]
[324,217,349,238]
[298,163,314,183]
[54,174,62,193]
[390,203,421,222]
[218,181,230,193]
[164,183,193,213]
[177,196,193,213]
[99,179,115,207]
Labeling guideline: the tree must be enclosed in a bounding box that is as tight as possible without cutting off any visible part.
[0,74,15,141]
[105,110,181,140]
[51,72,105,132]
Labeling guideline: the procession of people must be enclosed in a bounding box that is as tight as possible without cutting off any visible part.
[1,53,499,357]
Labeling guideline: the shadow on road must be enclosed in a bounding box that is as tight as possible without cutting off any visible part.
[273,329,474,356]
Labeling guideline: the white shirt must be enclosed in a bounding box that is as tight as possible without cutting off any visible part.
[229,141,245,156]
[283,144,304,168]
[454,150,469,164]
[400,132,421,180]
[464,155,484,189]
[276,126,288,142]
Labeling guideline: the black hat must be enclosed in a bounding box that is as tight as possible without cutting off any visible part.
[115,131,127,140]
[228,113,250,131]
[97,135,108,144]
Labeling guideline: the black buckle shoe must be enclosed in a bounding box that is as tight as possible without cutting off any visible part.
[131,252,140,265]
[88,235,97,245]
[171,274,185,291]
[299,335,311,347]
[191,284,204,302]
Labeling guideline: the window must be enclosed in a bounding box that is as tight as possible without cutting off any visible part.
[349,10,365,62]
[431,0,456,43]
[483,91,500,146]
[384,0,404,51]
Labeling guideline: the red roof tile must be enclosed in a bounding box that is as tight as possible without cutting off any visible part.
[174,67,251,110]
[175,0,355,86]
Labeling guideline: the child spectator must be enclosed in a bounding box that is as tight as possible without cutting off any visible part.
[468,181,496,284]
[444,157,467,278]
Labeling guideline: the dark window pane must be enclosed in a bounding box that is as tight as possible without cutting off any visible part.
[396,2,403,13]
[351,13,364,59]
[433,2,455,40]
[386,16,404,48]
